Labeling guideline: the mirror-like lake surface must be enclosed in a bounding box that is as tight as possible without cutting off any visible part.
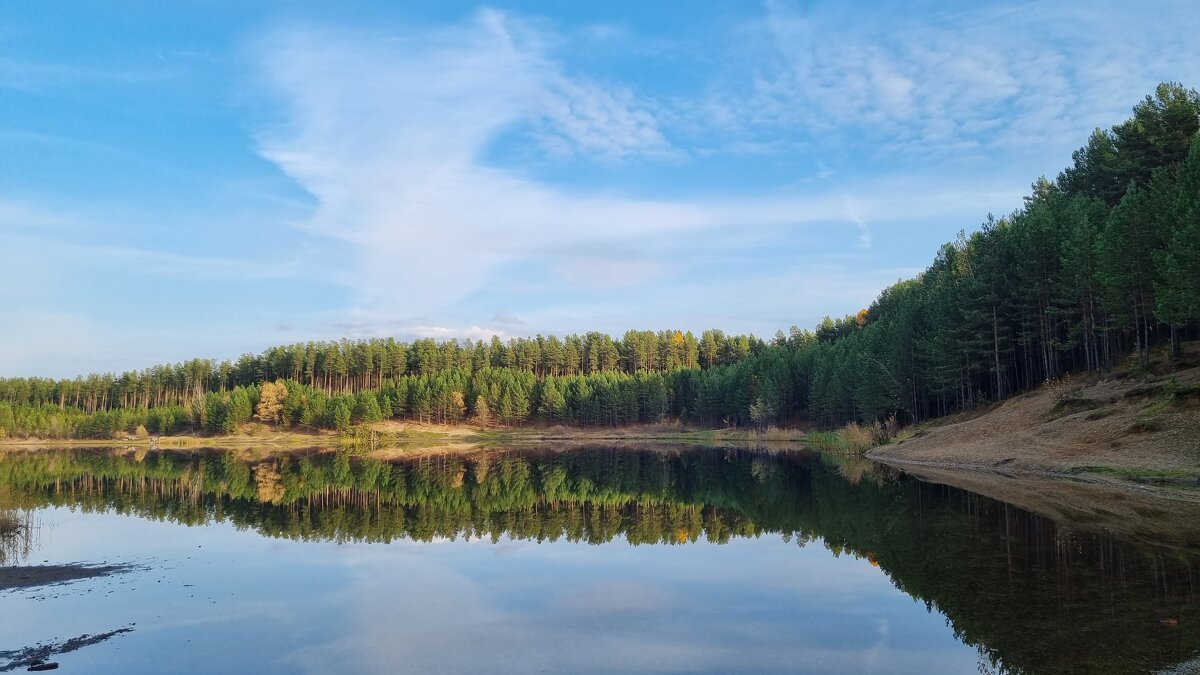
[1,446,1197,674]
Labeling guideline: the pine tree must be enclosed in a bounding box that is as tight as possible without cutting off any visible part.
[1154,136,1200,357]
[1059,196,1109,370]
[538,379,566,422]
[1099,182,1158,368]
[354,392,383,423]
[472,395,491,427]
[331,399,352,431]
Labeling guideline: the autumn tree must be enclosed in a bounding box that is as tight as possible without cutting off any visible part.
[255,381,288,426]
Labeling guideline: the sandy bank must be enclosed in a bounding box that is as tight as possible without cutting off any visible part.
[869,355,1200,481]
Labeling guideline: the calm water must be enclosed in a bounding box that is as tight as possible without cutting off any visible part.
[0,446,1197,674]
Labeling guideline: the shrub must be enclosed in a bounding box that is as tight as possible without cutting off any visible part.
[841,423,874,453]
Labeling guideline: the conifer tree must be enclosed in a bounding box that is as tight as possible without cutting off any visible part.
[1155,137,1200,357]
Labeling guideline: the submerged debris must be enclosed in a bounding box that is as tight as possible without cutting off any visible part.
[0,563,134,592]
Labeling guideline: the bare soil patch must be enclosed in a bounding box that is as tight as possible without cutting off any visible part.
[869,349,1200,479]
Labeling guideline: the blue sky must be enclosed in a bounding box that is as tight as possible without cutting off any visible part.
[2,1,1198,377]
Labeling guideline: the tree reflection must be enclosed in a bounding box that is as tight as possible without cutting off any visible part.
[0,446,1197,674]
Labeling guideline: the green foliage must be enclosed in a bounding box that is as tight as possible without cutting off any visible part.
[354,392,384,423]
[331,399,352,432]
[1154,136,1200,336]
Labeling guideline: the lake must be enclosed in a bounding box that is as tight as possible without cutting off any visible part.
[1,446,1197,674]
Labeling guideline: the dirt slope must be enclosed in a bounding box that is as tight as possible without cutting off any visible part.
[869,352,1200,479]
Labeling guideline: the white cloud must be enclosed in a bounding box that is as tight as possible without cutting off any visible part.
[254,13,674,316]
[253,11,897,321]
[252,8,1028,328]
[735,0,1200,164]
[534,75,676,161]
[553,254,669,288]
[410,324,504,342]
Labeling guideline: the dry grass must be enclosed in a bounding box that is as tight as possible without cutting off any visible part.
[840,423,875,453]
[751,426,808,442]
[803,421,887,454]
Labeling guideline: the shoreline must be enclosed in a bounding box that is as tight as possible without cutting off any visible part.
[5,372,1198,503]
[0,420,816,446]
[0,422,815,456]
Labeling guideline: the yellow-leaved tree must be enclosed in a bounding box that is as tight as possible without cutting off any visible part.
[256,381,288,426]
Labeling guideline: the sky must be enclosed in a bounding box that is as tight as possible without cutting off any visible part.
[2,1,1198,377]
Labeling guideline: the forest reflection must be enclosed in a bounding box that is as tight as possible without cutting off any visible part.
[1,446,1198,674]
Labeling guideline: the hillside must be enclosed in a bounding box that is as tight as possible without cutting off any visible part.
[869,344,1200,480]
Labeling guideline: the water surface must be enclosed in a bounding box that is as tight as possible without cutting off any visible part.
[1,446,1197,674]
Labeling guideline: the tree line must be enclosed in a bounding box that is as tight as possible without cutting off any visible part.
[0,329,764,414]
[0,83,1197,438]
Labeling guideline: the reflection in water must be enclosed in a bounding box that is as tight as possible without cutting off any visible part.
[0,446,1197,674]
[0,505,38,566]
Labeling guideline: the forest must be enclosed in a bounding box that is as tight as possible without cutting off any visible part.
[0,83,1197,439]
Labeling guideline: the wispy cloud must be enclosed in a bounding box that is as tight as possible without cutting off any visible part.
[710,0,1200,165]
[489,311,525,326]
[250,10,1023,329]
